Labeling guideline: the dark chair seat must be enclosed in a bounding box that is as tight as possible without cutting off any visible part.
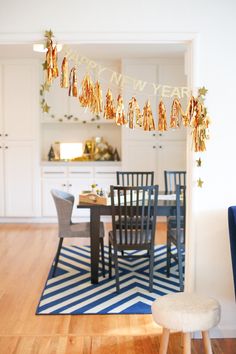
[167,215,185,229]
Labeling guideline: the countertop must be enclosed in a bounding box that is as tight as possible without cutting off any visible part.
[41,160,122,167]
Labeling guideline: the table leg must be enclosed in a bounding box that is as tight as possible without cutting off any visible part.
[90,207,100,284]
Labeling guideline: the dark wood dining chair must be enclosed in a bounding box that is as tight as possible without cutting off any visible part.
[166,184,186,291]
[116,171,154,186]
[51,189,105,277]
[164,170,186,194]
[108,185,159,293]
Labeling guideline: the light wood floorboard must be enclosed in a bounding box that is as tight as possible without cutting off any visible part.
[0,223,235,353]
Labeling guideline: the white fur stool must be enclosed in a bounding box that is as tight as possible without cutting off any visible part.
[152,293,221,354]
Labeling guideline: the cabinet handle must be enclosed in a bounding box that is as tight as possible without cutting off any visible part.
[5,134,8,137]
[5,146,8,149]
[68,184,72,187]
[62,183,66,186]
[159,133,162,137]
[153,146,156,149]
[152,133,156,137]
[96,172,115,175]
[159,145,162,149]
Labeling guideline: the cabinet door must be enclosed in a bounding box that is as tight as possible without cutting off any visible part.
[42,178,67,216]
[4,142,37,217]
[122,141,158,182]
[68,179,93,218]
[157,140,187,190]
[94,166,118,194]
[3,61,38,140]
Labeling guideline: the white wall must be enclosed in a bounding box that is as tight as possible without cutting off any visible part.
[0,0,236,336]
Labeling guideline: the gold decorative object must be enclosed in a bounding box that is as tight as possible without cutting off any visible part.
[143,100,155,131]
[197,178,204,188]
[45,39,53,85]
[198,86,208,96]
[190,89,210,152]
[158,99,167,131]
[183,95,196,127]
[79,74,94,108]
[60,57,69,88]
[104,89,116,120]
[127,96,142,129]
[91,81,103,116]
[116,94,127,126]
[170,98,182,129]
[196,158,202,167]
[68,67,78,97]
[52,45,59,78]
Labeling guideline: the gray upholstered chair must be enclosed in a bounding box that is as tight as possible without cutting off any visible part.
[51,189,105,277]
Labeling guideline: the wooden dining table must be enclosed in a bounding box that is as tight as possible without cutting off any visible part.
[77,194,180,284]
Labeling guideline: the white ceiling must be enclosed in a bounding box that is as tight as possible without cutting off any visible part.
[0,43,186,60]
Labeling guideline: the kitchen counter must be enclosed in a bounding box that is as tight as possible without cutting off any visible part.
[41,160,122,167]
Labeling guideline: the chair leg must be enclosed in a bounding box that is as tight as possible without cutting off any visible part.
[166,238,171,277]
[177,244,184,291]
[100,238,105,277]
[52,238,63,277]
[109,242,112,278]
[114,249,120,293]
[183,332,191,354]
[202,331,213,354]
[159,328,170,354]
[149,249,154,292]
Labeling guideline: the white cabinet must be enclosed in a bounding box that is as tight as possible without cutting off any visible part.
[41,164,120,217]
[0,60,40,217]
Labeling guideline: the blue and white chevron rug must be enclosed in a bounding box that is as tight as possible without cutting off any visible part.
[36,245,183,315]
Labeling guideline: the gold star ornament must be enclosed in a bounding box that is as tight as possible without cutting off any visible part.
[42,103,50,113]
[196,158,202,167]
[197,178,204,188]
[198,86,208,97]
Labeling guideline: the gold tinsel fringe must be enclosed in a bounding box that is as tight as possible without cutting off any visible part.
[104,89,116,120]
[91,81,103,116]
[116,94,127,126]
[68,67,78,97]
[60,57,68,88]
[143,100,155,131]
[127,97,142,129]
[79,74,94,108]
[158,99,167,131]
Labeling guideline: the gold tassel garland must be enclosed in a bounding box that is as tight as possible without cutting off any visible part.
[143,100,155,131]
[79,74,94,108]
[103,89,116,120]
[68,67,78,97]
[60,57,69,88]
[127,97,142,129]
[116,94,127,126]
[191,99,210,152]
[91,81,103,116]
[158,99,167,131]
[52,45,59,78]
[170,98,182,129]
[183,95,196,127]
[45,39,53,85]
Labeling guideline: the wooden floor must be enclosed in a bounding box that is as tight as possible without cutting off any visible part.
[0,223,235,354]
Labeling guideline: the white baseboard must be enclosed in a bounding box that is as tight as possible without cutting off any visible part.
[193,326,236,339]
[0,216,112,223]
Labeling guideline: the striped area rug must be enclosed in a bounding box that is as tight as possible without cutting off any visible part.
[36,245,183,315]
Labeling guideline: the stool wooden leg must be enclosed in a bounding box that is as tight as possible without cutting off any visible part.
[159,328,170,354]
[183,332,191,354]
[202,331,213,354]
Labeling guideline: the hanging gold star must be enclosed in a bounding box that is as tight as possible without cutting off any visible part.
[198,86,208,97]
[42,61,47,70]
[43,82,50,91]
[43,103,50,113]
[196,158,202,167]
[44,30,54,39]
[197,178,204,188]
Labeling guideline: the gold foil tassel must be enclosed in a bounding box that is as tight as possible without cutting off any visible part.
[60,57,68,88]
[158,99,167,131]
[91,81,103,116]
[142,100,155,131]
[183,95,196,127]
[116,94,127,126]
[127,96,142,129]
[191,99,210,152]
[68,67,78,97]
[45,39,53,85]
[170,98,182,129]
[79,74,94,108]
[103,89,116,120]
[52,45,59,78]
